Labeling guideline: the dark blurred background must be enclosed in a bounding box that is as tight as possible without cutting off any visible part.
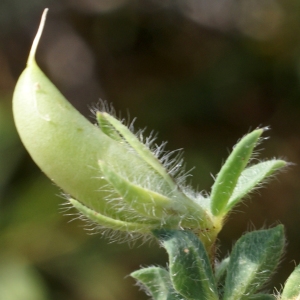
[1,0,300,299]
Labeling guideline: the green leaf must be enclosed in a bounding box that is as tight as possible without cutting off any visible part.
[210,129,263,216]
[131,267,182,300]
[223,225,285,300]
[281,264,300,300]
[225,159,287,213]
[154,229,218,300]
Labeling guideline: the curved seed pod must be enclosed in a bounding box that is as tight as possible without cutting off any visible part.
[12,9,130,219]
[12,9,213,235]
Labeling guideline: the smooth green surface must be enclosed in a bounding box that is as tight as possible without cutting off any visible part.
[13,60,135,218]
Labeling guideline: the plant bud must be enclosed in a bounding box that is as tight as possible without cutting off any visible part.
[12,10,286,249]
[12,9,214,241]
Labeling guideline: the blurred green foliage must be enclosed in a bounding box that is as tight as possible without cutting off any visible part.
[1,0,300,299]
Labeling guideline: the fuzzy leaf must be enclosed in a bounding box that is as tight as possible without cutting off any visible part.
[281,264,300,300]
[131,267,182,300]
[215,257,230,284]
[223,225,285,300]
[154,229,218,300]
[210,129,264,216]
[225,159,286,213]
[215,257,230,299]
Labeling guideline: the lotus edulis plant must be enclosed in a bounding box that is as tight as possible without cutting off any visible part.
[13,9,300,300]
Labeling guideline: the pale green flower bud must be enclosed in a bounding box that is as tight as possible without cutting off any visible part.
[12,10,216,245]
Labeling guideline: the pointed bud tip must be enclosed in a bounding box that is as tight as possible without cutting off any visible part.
[27,8,49,66]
